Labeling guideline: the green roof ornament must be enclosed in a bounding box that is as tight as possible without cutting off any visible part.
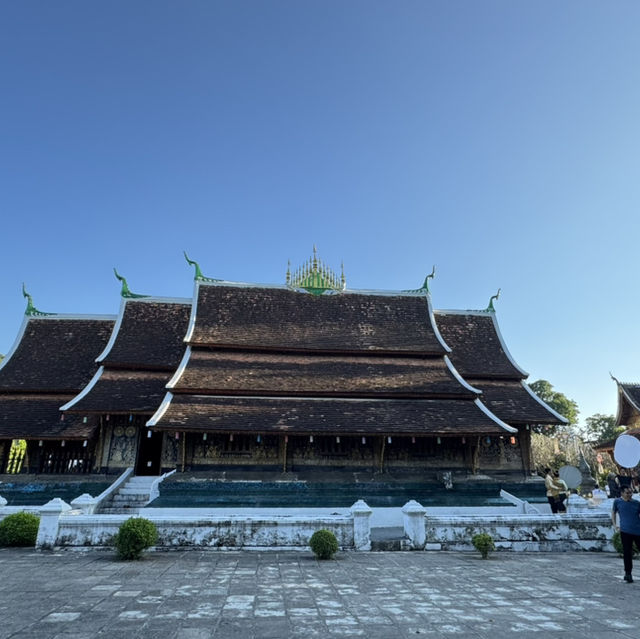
[287,246,345,295]
[22,283,55,316]
[486,288,501,312]
[113,268,149,299]
[183,251,221,282]
[404,265,436,294]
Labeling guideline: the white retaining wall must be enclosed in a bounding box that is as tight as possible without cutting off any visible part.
[425,513,614,552]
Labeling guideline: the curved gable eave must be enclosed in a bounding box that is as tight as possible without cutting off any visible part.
[618,385,640,426]
[166,346,191,389]
[147,391,174,427]
[489,312,528,378]
[0,315,29,375]
[96,298,127,363]
[444,355,481,394]
[521,381,569,424]
[426,296,451,354]
[183,281,201,343]
[59,366,105,411]
[473,398,518,434]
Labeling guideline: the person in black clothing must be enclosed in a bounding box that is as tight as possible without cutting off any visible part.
[612,485,640,583]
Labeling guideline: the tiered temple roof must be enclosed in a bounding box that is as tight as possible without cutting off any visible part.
[0,312,115,440]
[62,297,191,415]
[612,378,640,428]
[1,254,568,450]
[435,309,568,426]
[149,281,516,436]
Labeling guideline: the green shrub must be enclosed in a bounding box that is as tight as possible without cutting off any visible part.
[114,517,158,560]
[0,512,40,547]
[472,532,495,559]
[612,531,640,557]
[309,529,339,560]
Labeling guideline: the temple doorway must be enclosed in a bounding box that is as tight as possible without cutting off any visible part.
[136,429,163,475]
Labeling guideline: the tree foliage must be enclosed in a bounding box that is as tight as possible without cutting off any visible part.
[529,379,579,433]
[584,413,622,446]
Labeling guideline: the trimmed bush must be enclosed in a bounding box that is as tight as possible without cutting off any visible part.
[472,532,495,559]
[114,517,158,560]
[309,529,339,560]
[0,512,40,547]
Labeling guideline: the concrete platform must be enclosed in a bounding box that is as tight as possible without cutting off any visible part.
[0,548,638,638]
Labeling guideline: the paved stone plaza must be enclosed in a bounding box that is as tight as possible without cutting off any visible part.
[0,548,639,639]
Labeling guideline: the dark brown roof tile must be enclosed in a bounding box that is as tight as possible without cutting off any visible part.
[151,395,510,435]
[435,312,525,379]
[0,317,114,393]
[190,285,446,354]
[100,299,190,369]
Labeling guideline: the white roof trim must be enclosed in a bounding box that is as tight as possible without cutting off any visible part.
[59,366,105,411]
[96,298,126,362]
[489,313,528,377]
[0,315,29,374]
[166,346,191,389]
[25,313,116,320]
[434,309,528,377]
[435,309,492,316]
[473,398,517,433]
[521,381,569,424]
[125,295,191,305]
[184,281,200,343]
[620,385,640,420]
[444,355,481,394]
[147,392,174,427]
[427,296,451,353]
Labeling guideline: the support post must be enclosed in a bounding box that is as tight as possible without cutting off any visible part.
[282,436,288,473]
[402,500,426,549]
[36,498,72,550]
[379,436,385,473]
[350,499,372,551]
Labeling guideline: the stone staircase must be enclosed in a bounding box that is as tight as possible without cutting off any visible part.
[98,475,162,514]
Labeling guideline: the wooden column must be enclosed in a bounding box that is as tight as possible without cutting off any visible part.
[282,436,288,473]
[379,436,386,473]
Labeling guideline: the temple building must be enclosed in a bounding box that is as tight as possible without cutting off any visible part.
[595,376,640,458]
[59,271,191,475]
[0,287,114,473]
[0,251,566,482]
[612,376,640,431]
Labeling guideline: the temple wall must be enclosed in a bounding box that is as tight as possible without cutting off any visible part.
[475,436,524,472]
[155,433,526,477]
[102,416,139,471]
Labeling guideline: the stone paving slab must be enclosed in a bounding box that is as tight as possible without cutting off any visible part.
[0,548,639,638]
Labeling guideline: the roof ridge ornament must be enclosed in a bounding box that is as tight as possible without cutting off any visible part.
[113,268,149,299]
[22,283,55,316]
[486,288,501,312]
[404,265,436,294]
[287,247,345,295]
[183,252,222,282]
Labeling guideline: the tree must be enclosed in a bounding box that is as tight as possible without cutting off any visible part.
[529,379,579,433]
[584,413,622,446]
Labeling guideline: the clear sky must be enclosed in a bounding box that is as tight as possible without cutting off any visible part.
[2,2,639,426]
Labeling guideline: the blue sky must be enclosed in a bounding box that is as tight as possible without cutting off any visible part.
[2,2,639,426]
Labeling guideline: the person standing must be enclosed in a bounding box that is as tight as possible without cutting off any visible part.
[611,485,640,583]
[553,470,568,513]
[544,467,560,513]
